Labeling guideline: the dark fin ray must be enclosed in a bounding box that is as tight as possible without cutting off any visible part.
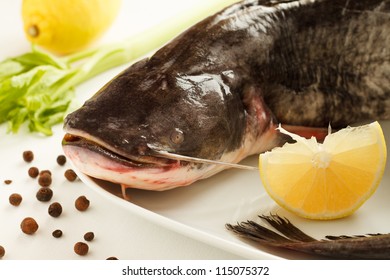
[259,214,317,242]
[226,214,390,259]
[226,220,293,244]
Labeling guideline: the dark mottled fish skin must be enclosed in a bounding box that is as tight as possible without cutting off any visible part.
[226,214,390,259]
[63,0,390,189]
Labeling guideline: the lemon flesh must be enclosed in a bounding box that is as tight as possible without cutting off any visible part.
[259,121,387,220]
[22,0,121,54]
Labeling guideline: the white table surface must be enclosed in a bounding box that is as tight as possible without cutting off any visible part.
[0,0,244,260]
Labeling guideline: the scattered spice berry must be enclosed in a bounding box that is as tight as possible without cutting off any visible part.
[84,232,94,241]
[23,150,34,162]
[0,246,4,258]
[106,256,118,260]
[48,202,62,217]
[74,242,89,256]
[3,180,12,185]
[20,217,39,234]
[64,169,77,182]
[56,155,67,166]
[36,187,53,202]
[39,170,52,176]
[9,193,22,206]
[28,167,39,178]
[38,172,52,187]
[52,229,63,238]
[75,195,90,211]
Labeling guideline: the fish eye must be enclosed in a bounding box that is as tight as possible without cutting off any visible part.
[170,129,184,145]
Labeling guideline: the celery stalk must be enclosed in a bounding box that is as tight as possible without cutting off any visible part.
[0,0,239,135]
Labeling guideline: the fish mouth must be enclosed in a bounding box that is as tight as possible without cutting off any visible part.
[62,133,178,169]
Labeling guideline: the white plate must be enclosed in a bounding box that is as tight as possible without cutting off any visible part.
[75,120,390,260]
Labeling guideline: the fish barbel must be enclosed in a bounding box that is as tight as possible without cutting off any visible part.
[62,0,390,191]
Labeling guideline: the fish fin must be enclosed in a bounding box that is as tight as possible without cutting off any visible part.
[280,124,330,142]
[226,214,390,259]
[226,214,317,245]
[258,214,317,242]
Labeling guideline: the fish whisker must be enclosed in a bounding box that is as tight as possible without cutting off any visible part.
[150,148,258,171]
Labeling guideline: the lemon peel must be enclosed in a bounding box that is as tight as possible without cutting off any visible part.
[259,121,387,220]
[22,0,121,55]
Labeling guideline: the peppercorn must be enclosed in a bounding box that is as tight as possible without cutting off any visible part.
[84,232,94,241]
[48,202,62,217]
[52,229,63,238]
[106,256,118,260]
[3,180,12,185]
[75,196,90,211]
[28,167,39,178]
[56,155,67,166]
[9,193,22,206]
[23,150,34,162]
[64,169,77,182]
[0,246,5,258]
[74,242,89,256]
[20,217,39,234]
[36,187,53,202]
[38,173,52,187]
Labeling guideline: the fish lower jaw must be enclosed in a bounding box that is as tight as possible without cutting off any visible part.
[62,145,208,191]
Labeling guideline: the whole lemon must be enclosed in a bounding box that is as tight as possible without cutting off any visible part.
[22,0,121,55]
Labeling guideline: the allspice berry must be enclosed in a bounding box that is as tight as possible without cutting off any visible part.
[84,232,94,241]
[0,246,5,258]
[9,193,22,206]
[38,172,52,187]
[28,167,39,178]
[56,155,67,166]
[48,202,62,217]
[20,217,39,234]
[75,196,90,211]
[64,169,77,182]
[74,242,89,256]
[23,150,34,162]
[52,229,63,238]
[36,187,53,202]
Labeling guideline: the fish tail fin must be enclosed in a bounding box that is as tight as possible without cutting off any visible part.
[225,214,317,245]
[226,214,390,259]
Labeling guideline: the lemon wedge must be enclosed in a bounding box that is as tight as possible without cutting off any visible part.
[259,121,387,220]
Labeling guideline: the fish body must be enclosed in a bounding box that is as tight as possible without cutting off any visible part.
[62,0,390,190]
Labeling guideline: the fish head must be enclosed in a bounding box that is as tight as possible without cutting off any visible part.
[62,60,248,190]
